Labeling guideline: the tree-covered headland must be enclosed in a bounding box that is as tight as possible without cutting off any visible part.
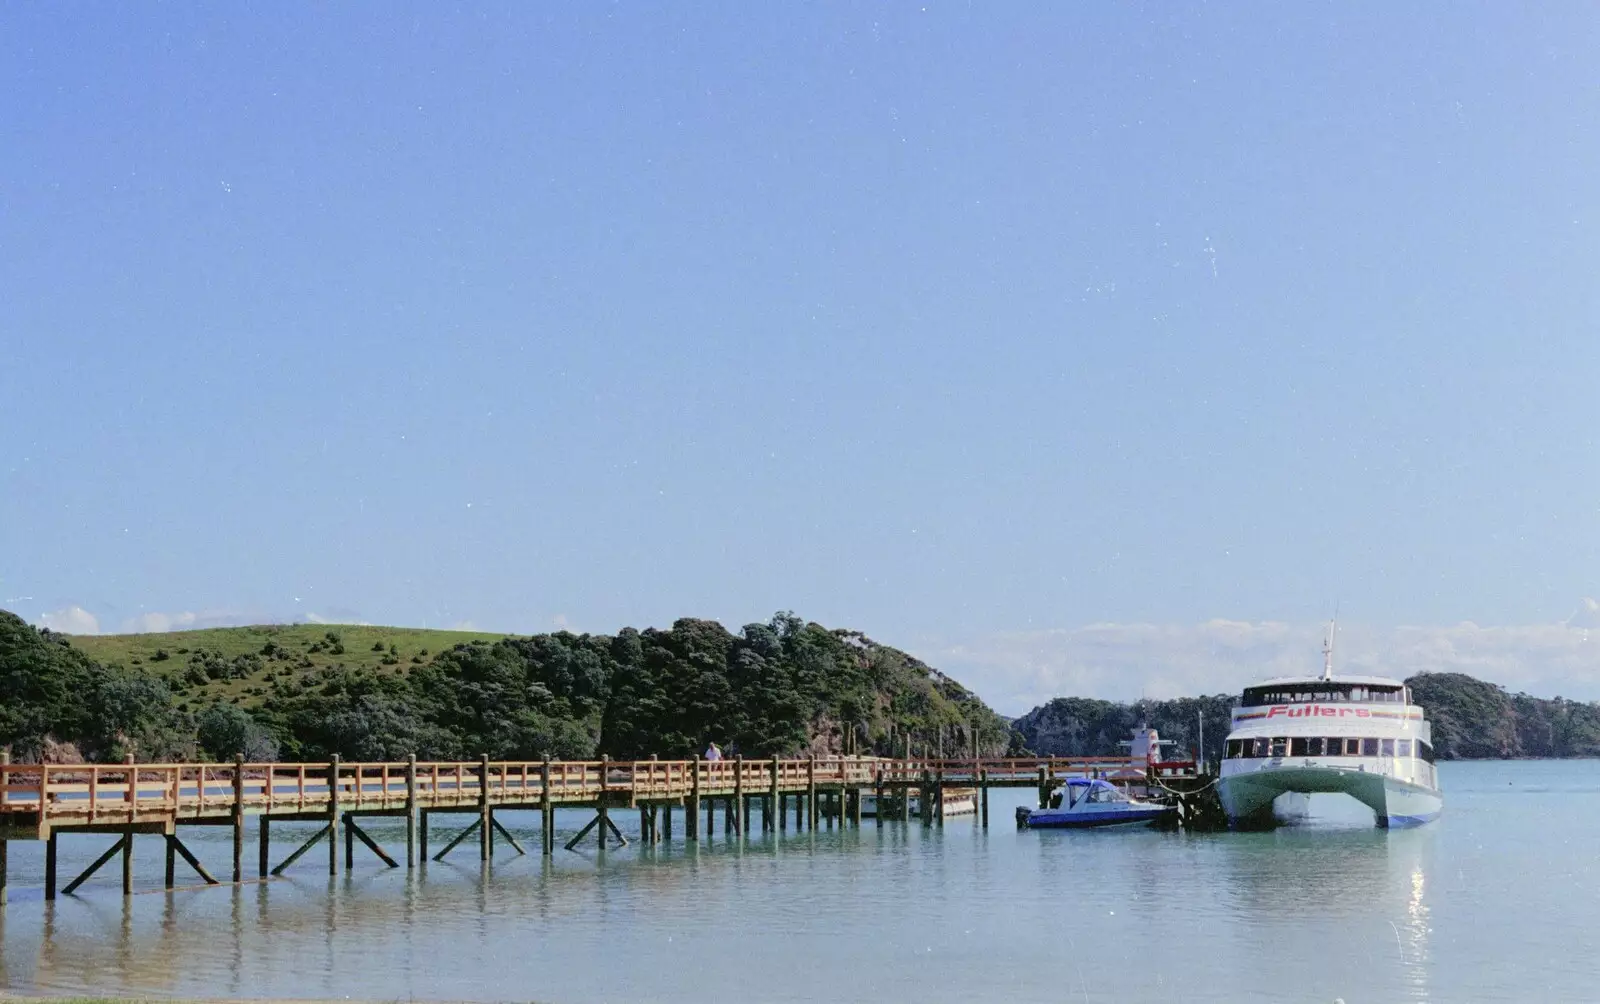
[1012,671,1600,762]
[0,609,1013,764]
[6,608,1593,765]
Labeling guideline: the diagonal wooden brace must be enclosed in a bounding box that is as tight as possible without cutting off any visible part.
[490,815,526,856]
[431,818,482,861]
[168,835,219,884]
[344,815,399,868]
[63,835,128,895]
[272,824,332,876]
[563,812,603,851]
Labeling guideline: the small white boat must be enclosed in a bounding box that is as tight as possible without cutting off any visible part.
[860,788,977,817]
[1017,778,1174,829]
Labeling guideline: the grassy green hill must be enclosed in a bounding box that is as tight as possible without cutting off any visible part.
[69,623,506,712]
[4,610,1014,764]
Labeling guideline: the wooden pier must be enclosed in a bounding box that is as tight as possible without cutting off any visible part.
[0,751,1200,905]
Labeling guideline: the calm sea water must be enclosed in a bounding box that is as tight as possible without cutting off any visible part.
[1,760,1595,1003]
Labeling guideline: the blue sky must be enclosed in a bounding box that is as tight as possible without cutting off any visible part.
[3,5,1597,710]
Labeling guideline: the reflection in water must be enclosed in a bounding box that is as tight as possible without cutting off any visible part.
[1400,861,1431,1001]
[1212,822,1435,1002]
[0,767,1594,1003]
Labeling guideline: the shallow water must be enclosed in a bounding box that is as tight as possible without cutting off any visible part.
[0,760,1593,1002]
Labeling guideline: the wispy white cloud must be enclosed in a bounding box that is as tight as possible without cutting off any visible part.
[37,605,100,635]
[301,611,372,626]
[930,603,1600,716]
[119,610,261,633]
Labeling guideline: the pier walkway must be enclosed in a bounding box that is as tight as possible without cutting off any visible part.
[0,753,1200,904]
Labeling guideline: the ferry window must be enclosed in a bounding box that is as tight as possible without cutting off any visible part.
[1226,740,1242,758]
[1418,741,1436,763]
[1306,737,1324,756]
[1397,739,1412,757]
[1251,737,1271,757]
[1380,739,1395,756]
[1361,738,1379,757]
[1290,737,1309,756]
[1270,737,1288,757]
[1350,687,1367,702]
[1344,738,1361,755]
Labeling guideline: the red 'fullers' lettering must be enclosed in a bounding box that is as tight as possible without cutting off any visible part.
[1266,705,1371,719]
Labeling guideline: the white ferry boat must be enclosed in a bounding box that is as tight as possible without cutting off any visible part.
[1217,625,1443,828]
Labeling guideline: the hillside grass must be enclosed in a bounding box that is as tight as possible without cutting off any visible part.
[68,623,507,710]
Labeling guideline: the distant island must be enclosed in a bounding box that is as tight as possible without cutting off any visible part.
[3,608,1590,766]
[0,609,1011,765]
[1013,672,1600,762]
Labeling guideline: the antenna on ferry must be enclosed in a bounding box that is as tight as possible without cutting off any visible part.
[1321,610,1338,681]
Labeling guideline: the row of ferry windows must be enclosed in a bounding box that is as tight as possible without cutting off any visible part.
[1225,736,1436,762]
[1240,684,1408,707]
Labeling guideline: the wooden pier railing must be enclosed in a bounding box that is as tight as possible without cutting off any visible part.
[0,755,1188,825]
[0,753,1202,905]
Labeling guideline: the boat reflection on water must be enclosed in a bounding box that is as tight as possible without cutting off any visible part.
[1212,820,1434,1002]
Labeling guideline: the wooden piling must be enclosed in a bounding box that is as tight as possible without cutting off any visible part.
[807,756,818,830]
[121,827,134,895]
[328,755,341,876]
[0,750,8,907]
[45,831,58,900]
[165,830,177,888]
[479,753,492,861]
[1037,764,1049,808]
[259,815,271,877]
[687,754,701,840]
[705,793,715,837]
[420,809,430,861]
[540,757,554,856]
[901,736,913,824]
[769,755,780,832]
[233,754,245,883]
[980,769,990,829]
[663,801,673,841]
[850,786,861,826]
[405,754,418,868]
[123,754,136,893]
[733,755,744,836]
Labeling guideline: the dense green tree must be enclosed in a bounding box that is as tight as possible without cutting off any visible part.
[0,611,99,756]
[196,702,280,761]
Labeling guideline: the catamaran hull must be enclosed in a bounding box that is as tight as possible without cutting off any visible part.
[1217,766,1441,828]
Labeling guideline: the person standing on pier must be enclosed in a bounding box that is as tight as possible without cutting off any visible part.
[705,742,723,761]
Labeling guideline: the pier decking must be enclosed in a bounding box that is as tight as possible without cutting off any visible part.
[0,753,1200,905]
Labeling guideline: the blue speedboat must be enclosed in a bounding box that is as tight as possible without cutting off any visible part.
[1017,778,1174,829]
